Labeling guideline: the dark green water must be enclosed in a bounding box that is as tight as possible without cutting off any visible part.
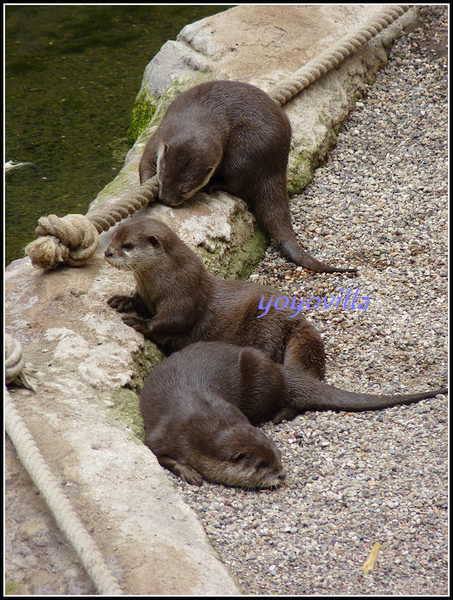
[5,5,231,266]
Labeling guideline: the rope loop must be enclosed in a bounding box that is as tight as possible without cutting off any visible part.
[5,334,123,593]
[5,334,37,391]
[25,213,100,270]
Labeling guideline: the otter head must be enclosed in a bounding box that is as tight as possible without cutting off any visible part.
[156,139,222,207]
[104,218,177,277]
[202,424,286,490]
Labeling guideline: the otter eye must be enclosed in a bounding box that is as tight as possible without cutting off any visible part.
[122,243,134,250]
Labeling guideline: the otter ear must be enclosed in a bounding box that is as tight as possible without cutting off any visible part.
[232,451,247,463]
[148,235,161,248]
[157,143,169,164]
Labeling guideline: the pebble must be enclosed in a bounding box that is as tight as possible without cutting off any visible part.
[171,6,448,596]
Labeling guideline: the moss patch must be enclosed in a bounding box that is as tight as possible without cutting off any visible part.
[287,115,341,195]
[107,341,164,442]
[126,340,165,394]
[198,220,269,280]
[127,93,157,146]
[126,73,213,147]
[5,581,24,595]
[225,224,269,280]
[110,388,145,441]
[287,148,316,196]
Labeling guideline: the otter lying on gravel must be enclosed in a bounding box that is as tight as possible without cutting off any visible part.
[140,341,447,487]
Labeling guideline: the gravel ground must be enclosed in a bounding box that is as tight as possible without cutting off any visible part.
[171,5,449,595]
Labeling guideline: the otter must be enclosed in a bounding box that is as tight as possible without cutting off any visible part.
[140,349,285,488]
[140,341,447,487]
[138,80,356,274]
[105,216,326,380]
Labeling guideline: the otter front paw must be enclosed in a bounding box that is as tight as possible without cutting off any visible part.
[177,464,203,486]
[107,294,137,312]
[158,456,203,485]
[168,461,203,485]
[122,314,149,335]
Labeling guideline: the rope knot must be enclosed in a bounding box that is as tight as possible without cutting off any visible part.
[25,214,100,270]
[5,334,36,391]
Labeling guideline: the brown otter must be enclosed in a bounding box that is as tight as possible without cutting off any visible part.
[140,349,285,488]
[105,216,326,380]
[138,80,356,274]
[140,341,447,487]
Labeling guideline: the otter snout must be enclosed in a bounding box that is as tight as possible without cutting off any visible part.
[159,179,198,207]
[104,247,129,271]
[104,247,120,265]
[158,190,186,207]
[262,469,287,490]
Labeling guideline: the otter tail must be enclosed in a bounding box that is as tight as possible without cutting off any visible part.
[280,239,357,275]
[251,179,357,274]
[283,368,447,412]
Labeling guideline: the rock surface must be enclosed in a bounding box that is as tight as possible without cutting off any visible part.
[5,5,419,594]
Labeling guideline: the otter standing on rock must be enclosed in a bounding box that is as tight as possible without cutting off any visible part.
[140,341,447,487]
[139,80,356,274]
[105,216,326,379]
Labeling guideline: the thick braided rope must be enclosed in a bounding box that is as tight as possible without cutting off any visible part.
[269,5,410,105]
[5,334,36,391]
[5,388,124,595]
[25,175,159,270]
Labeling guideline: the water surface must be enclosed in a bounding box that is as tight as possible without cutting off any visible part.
[5,5,230,265]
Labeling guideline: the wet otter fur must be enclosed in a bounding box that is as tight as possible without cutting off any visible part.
[140,341,447,487]
[105,216,326,380]
[139,80,356,274]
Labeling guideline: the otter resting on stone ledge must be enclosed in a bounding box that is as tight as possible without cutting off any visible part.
[139,80,357,274]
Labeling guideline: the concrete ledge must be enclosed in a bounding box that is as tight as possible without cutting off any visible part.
[5,255,240,594]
